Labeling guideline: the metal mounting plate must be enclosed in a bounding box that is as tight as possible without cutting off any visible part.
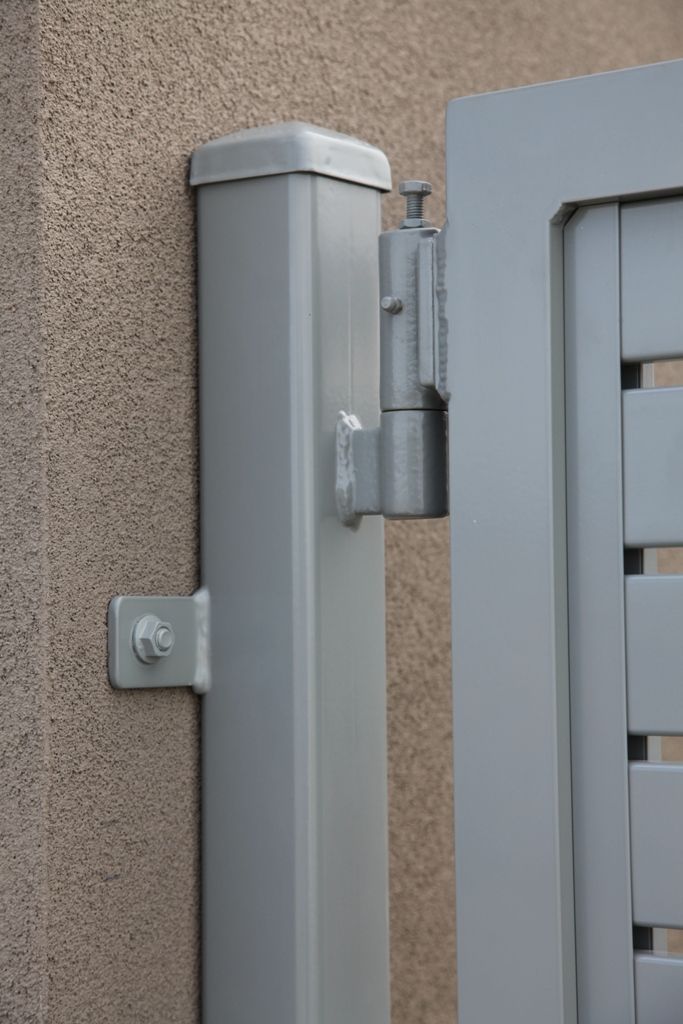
[108,589,210,694]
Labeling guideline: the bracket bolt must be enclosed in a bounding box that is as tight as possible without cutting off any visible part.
[381,295,403,314]
[132,614,176,664]
[398,180,432,228]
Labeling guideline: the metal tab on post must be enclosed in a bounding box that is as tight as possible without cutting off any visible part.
[108,588,210,694]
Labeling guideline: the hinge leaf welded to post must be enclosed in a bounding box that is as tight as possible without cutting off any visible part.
[336,181,448,526]
[335,414,381,527]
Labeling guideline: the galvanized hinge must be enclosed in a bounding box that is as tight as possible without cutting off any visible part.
[108,588,211,693]
[336,181,449,527]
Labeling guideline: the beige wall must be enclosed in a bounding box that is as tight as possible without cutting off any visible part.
[0,5,48,1021]
[4,1,683,1021]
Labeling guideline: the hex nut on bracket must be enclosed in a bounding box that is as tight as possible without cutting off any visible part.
[132,614,176,664]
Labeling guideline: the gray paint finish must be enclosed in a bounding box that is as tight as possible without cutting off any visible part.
[626,575,683,735]
[635,954,683,1022]
[194,135,390,1023]
[622,197,683,362]
[564,204,635,1024]
[623,387,683,548]
[445,59,683,1023]
[630,763,683,929]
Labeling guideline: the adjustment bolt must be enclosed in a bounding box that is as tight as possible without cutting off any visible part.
[132,614,176,664]
[399,180,432,228]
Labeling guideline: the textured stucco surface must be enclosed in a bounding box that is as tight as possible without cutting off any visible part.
[0,4,48,1022]
[5,1,683,1021]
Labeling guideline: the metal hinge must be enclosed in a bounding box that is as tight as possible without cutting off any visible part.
[336,181,449,527]
[108,588,211,693]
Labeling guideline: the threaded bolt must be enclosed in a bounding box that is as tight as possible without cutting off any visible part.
[155,625,175,653]
[398,180,432,227]
[406,193,424,219]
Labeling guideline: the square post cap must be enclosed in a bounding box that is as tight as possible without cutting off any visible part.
[190,121,391,192]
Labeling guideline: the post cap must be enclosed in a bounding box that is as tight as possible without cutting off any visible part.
[190,122,391,192]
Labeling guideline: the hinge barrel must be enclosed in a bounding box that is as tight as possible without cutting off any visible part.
[336,410,447,526]
[380,410,447,519]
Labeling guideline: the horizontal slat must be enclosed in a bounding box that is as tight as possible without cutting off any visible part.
[635,954,683,1023]
[626,575,683,734]
[622,198,683,362]
[623,387,683,547]
[630,763,683,928]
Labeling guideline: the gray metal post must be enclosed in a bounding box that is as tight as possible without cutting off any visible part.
[191,124,391,1024]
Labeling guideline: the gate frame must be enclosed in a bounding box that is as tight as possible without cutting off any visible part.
[445,58,683,1023]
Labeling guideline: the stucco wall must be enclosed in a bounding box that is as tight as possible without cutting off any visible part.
[5,1,683,1021]
[0,5,48,1021]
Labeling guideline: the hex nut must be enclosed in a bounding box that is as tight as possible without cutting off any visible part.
[132,614,176,664]
[398,180,432,197]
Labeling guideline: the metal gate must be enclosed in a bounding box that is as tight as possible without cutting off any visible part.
[447,61,683,1023]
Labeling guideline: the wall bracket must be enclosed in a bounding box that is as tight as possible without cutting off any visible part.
[108,588,210,694]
